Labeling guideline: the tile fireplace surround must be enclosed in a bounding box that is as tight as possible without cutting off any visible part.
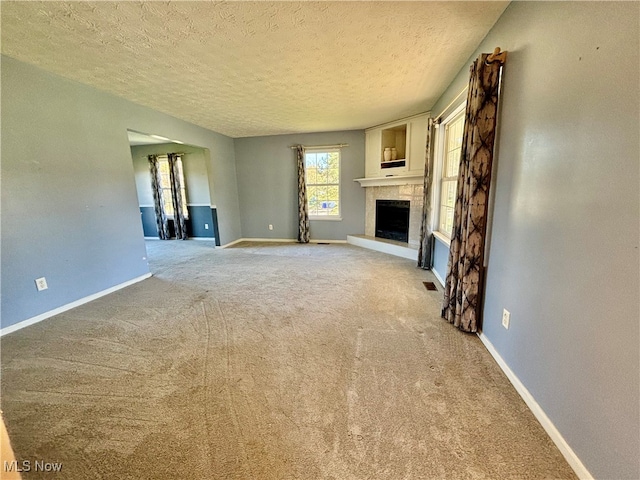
[365,185,424,248]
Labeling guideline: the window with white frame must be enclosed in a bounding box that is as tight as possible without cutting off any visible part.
[305,149,341,218]
[157,155,188,219]
[438,107,465,238]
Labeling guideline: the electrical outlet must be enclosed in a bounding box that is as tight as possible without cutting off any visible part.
[269,224,273,230]
[204,223,209,230]
[502,309,510,329]
[35,277,48,291]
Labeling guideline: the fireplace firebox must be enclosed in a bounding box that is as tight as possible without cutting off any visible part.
[375,200,410,243]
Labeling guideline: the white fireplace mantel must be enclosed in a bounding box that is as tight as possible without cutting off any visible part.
[353,174,423,188]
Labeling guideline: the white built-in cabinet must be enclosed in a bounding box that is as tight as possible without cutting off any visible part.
[358,112,430,186]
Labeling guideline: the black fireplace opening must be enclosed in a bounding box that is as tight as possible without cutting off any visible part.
[375,200,410,243]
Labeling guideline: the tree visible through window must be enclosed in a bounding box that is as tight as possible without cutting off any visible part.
[305,149,340,217]
[158,155,188,219]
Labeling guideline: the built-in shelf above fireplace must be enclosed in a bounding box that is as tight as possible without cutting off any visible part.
[353,174,423,187]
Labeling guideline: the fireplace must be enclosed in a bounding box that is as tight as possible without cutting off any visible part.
[375,200,410,243]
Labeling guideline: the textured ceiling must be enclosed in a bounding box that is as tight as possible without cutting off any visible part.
[1,1,509,138]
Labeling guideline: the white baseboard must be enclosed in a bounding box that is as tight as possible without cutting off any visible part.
[243,238,297,243]
[219,237,294,248]
[220,238,347,248]
[0,273,152,337]
[219,238,247,248]
[310,239,347,244]
[144,237,215,242]
[431,267,445,287]
[477,332,592,480]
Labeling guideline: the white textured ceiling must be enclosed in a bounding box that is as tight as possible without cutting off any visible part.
[1,1,509,138]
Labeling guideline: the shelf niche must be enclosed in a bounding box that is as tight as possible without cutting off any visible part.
[380,124,407,169]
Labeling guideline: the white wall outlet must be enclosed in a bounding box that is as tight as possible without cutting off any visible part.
[204,223,209,230]
[268,224,273,230]
[35,277,48,291]
[502,309,510,329]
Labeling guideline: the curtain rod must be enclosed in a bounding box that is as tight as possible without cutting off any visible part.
[434,47,506,122]
[486,47,507,64]
[289,143,348,149]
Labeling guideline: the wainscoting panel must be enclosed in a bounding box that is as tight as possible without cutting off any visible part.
[140,205,219,242]
[140,206,158,237]
[187,205,215,238]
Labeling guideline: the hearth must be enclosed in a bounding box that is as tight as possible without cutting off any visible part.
[375,200,410,243]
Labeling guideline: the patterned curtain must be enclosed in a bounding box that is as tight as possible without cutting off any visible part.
[296,145,310,243]
[442,52,505,333]
[148,155,170,240]
[417,117,435,269]
[168,153,188,240]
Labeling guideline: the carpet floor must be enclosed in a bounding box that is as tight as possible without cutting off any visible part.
[1,241,576,479]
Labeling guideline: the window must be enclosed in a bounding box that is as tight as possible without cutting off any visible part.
[438,107,465,238]
[305,149,340,218]
[158,155,188,219]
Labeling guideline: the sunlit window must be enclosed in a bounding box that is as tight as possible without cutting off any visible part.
[158,155,188,219]
[439,111,465,237]
[305,149,340,218]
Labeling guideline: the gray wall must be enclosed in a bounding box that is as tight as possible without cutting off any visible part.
[234,131,366,240]
[1,56,241,329]
[430,2,639,478]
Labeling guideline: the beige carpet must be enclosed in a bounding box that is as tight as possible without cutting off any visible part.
[1,241,576,479]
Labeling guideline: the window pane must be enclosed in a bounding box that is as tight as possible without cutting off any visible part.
[315,186,328,202]
[442,180,457,208]
[306,163,317,185]
[444,112,464,178]
[177,158,189,218]
[162,188,174,217]
[316,153,329,184]
[328,167,339,184]
[305,152,316,167]
[317,153,328,170]
[306,153,319,184]
[326,185,339,200]
[305,150,340,217]
[440,206,455,235]
[307,185,318,216]
[181,188,189,219]
[438,110,464,237]
[327,152,339,169]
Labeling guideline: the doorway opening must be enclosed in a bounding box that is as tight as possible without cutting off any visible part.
[128,130,220,266]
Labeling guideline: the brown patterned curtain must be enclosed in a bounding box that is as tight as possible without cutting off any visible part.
[168,153,188,240]
[442,52,506,332]
[148,154,170,240]
[417,117,435,269]
[296,145,310,243]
